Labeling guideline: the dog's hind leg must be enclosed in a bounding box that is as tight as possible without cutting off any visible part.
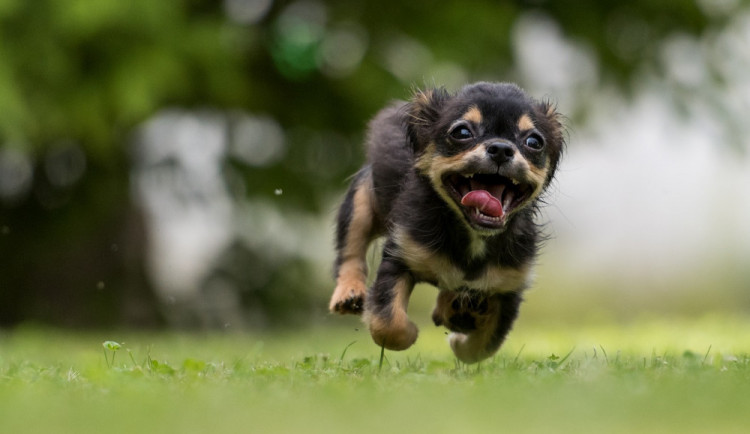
[330,168,379,314]
[364,243,418,351]
[449,292,522,363]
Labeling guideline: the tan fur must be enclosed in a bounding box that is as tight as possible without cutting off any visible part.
[365,276,418,350]
[329,261,368,312]
[413,89,434,107]
[545,101,557,117]
[426,147,486,177]
[414,142,437,174]
[517,113,536,132]
[462,105,483,125]
[528,163,549,197]
[394,227,531,292]
[509,157,549,200]
[329,176,376,313]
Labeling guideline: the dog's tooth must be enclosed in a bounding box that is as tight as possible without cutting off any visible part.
[511,178,520,186]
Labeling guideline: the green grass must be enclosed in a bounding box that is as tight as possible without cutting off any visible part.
[2,314,750,433]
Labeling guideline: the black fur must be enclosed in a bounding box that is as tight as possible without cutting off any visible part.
[367,242,413,319]
[489,291,523,352]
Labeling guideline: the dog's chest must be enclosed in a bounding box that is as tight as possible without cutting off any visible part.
[394,230,530,293]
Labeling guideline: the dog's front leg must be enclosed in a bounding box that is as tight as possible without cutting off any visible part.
[364,249,418,351]
[449,291,522,363]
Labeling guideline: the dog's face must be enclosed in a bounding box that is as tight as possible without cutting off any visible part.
[408,82,564,235]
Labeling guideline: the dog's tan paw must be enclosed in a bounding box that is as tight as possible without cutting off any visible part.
[366,313,419,351]
[329,280,367,314]
[330,291,364,314]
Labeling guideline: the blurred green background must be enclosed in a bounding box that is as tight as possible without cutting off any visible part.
[1,0,748,330]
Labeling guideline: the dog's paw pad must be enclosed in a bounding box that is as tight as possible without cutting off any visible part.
[329,281,367,314]
[332,292,364,314]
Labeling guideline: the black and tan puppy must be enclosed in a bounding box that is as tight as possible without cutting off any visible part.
[330,82,564,363]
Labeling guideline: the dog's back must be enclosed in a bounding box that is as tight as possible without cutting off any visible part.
[364,102,413,221]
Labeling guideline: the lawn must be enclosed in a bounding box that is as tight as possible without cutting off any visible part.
[2,314,750,433]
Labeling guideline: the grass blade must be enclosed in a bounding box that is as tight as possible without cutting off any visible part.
[338,340,357,367]
[378,345,385,372]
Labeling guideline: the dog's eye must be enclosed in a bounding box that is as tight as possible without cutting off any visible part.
[449,124,474,141]
[525,135,544,151]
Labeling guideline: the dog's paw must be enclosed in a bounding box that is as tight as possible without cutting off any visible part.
[329,279,367,314]
[431,289,496,333]
[331,292,364,314]
[366,312,419,351]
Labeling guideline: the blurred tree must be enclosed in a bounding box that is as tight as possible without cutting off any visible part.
[0,0,733,327]
[0,0,251,326]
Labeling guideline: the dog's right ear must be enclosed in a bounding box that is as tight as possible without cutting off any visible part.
[406,87,450,153]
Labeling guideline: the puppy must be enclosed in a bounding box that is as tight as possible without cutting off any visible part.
[329,82,564,363]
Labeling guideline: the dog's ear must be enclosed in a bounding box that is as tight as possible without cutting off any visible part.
[535,99,566,184]
[406,87,450,153]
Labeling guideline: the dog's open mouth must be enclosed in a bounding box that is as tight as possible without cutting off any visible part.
[444,173,532,229]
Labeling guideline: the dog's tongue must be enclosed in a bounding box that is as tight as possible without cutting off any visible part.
[460,190,504,218]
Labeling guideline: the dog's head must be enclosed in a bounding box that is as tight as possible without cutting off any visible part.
[407,82,564,235]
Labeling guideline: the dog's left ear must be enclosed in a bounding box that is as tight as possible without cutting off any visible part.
[534,99,565,184]
[406,87,450,153]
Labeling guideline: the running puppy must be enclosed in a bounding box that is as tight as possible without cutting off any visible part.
[330,82,564,363]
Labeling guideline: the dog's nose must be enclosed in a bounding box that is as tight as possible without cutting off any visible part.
[486,142,515,164]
